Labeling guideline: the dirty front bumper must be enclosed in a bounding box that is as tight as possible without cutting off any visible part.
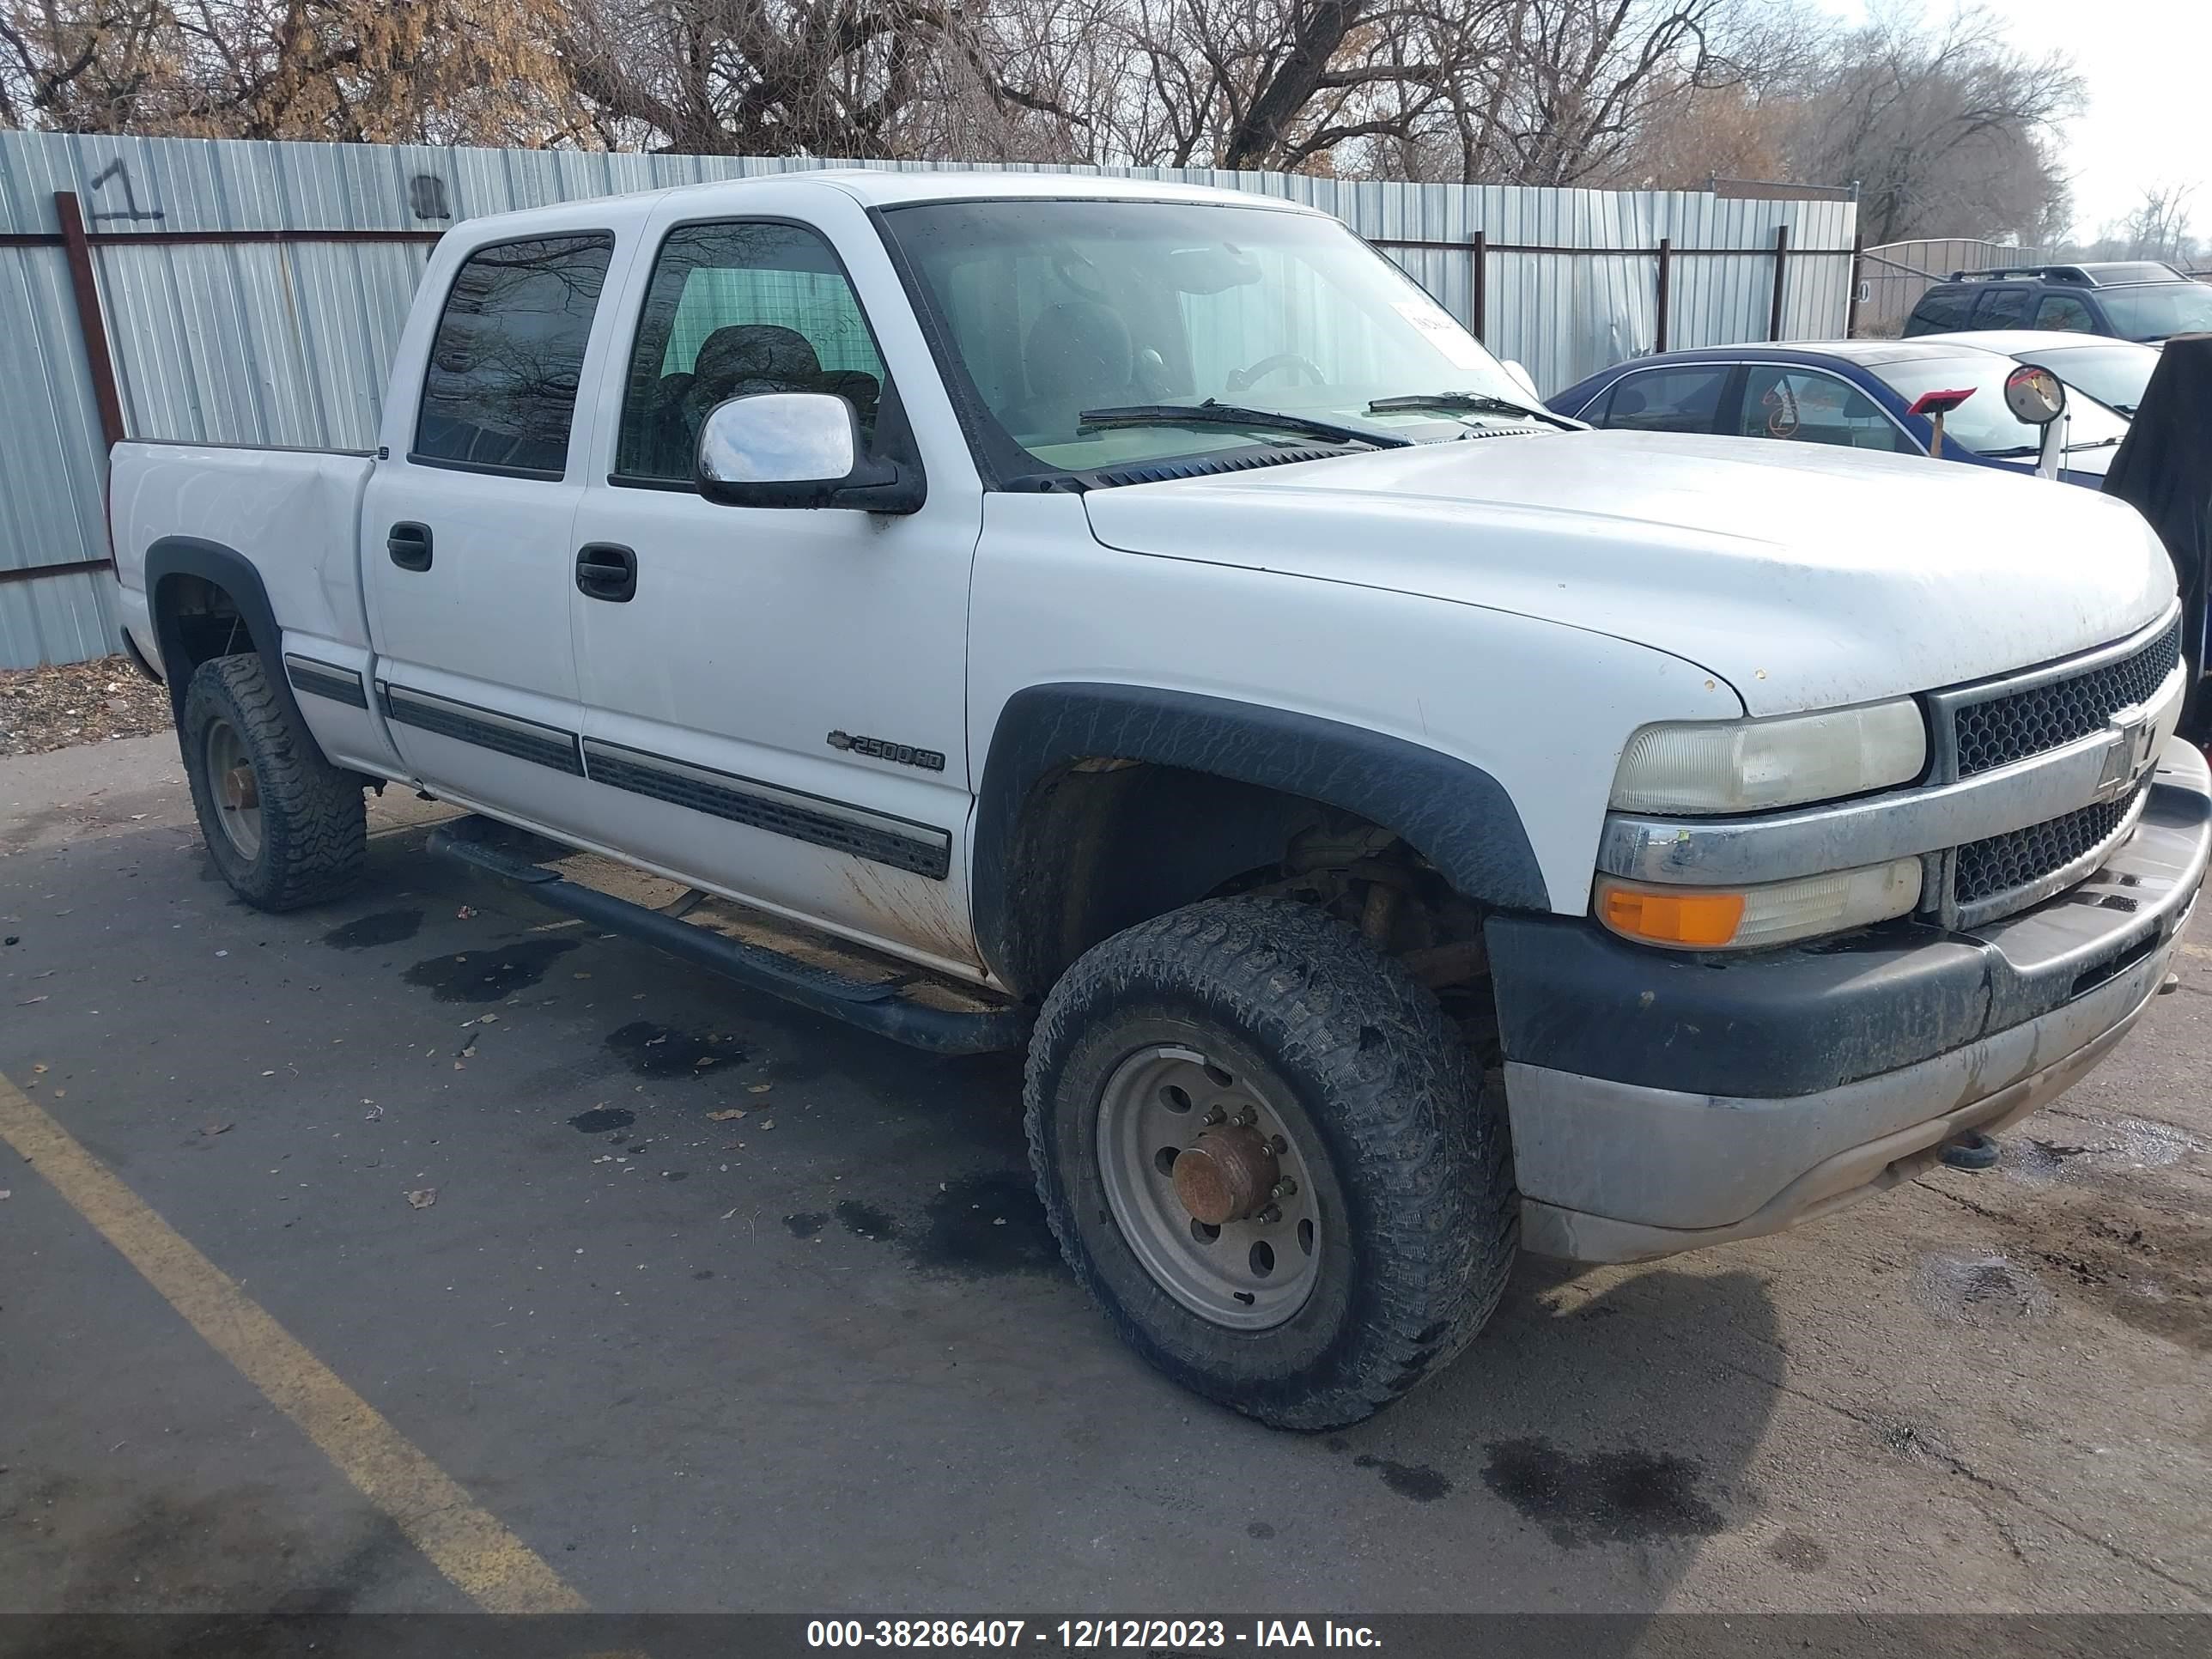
[1488,738,2212,1264]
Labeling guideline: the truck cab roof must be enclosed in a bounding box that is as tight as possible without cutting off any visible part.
[442,168,1329,244]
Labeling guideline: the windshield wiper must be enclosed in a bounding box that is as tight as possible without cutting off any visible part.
[1980,436,2124,459]
[1365,391,1583,432]
[1077,399,1409,449]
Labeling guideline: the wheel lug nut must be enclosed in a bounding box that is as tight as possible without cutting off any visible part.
[1270,1179,1296,1200]
[1255,1204,1282,1224]
[1202,1108,1225,1126]
[1270,1135,1288,1154]
[1237,1106,1258,1127]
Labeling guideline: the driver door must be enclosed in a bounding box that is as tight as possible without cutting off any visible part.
[562,187,986,971]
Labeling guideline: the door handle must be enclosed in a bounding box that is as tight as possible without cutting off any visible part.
[386,521,433,572]
[575,543,638,603]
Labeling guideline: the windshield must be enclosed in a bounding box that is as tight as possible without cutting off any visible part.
[1870,355,2132,457]
[2028,343,2160,415]
[878,199,1534,476]
[2094,283,2212,342]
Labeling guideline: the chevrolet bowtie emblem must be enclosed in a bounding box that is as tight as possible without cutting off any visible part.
[2094,709,2157,803]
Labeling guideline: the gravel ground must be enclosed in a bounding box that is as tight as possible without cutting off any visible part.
[0,656,171,758]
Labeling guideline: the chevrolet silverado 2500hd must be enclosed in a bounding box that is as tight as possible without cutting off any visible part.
[109,173,2211,1430]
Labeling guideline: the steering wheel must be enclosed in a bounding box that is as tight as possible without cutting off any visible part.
[1225,352,1328,393]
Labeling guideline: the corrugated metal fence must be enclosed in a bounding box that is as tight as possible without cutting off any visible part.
[0,131,1859,667]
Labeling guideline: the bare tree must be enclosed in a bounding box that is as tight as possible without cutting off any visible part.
[1781,3,2079,245]
[2108,183,2199,264]
[3,1,583,142]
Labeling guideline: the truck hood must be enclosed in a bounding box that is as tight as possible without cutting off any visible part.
[1080,430,2175,715]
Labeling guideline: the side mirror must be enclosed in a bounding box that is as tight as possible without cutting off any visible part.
[2003,362,2067,426]
[1502,359,1541,401]
[695,392,922,514]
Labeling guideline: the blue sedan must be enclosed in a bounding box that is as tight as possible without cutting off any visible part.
[1547,339,2132,488]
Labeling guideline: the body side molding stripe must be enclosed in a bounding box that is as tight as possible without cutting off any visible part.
[379,684,586,775]
[283,653,369,710]
[580,738,952,880]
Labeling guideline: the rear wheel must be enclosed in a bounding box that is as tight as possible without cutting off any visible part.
[1025,897,1516,1430]
[181,653,365,910]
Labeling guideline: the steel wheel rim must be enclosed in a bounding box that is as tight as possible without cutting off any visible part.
[1096,1044,1322,1330]
[204,718,263,861]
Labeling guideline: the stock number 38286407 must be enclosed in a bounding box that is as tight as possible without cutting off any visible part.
[805,1620,1232,1649]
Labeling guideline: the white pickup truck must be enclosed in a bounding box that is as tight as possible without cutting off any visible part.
[110,172,2210,1430]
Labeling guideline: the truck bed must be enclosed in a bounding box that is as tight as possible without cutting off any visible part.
[109,441,377,684]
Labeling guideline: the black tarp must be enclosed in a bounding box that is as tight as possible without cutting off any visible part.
[2103,332,2212,732]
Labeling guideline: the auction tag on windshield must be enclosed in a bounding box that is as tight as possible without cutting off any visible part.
[1393,300,1489,371]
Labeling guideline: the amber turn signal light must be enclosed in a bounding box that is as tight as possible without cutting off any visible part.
[1600,884,1747,947]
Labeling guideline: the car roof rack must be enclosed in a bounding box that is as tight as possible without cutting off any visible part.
[1946,264,2094,284]
[1943,261,2185,287]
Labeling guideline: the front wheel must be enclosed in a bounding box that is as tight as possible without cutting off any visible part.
[1024,898,1516,1430]
[180,653,366,911]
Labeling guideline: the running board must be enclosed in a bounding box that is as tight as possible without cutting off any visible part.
[428,819,1031,1055]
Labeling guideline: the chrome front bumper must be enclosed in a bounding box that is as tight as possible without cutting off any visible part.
[1503,737,2210,1265]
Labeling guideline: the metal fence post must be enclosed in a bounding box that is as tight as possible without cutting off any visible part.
[1469,229,1487,345]
[1768,224,1790,341]
[1655,238,1672,353]
[53,191,127,453]
[1846,232,1865,338]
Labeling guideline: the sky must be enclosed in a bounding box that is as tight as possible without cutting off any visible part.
[1812,1,2210,243]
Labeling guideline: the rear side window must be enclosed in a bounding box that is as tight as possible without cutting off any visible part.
[2034,295,2096,331]
[415,234,615,478]
[1903,288,1975,334]
[1588,366,1730,434]
[1971,287,2033,327]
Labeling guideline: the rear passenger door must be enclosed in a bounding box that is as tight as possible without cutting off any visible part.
[362,231,620,829]
[1970,286,2034,328]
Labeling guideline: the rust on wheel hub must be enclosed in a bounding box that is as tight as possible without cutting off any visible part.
[221,765,258,812]
[1170,1123,1281,1226]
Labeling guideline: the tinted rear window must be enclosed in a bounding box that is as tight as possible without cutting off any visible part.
[1905,288,1976,333]
[415,234,615,477]
[1970,287,2033,327]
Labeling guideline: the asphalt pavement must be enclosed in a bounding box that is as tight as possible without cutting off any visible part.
[2,734,2207,1619]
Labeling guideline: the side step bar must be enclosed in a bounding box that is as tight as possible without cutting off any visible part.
[428,822,1032,1056]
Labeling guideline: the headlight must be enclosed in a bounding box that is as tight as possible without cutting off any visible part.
[1597,859,1923,951]
[1610,701,1927,815]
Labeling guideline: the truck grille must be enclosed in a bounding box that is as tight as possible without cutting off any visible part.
[1954,617,2180,776]
[1952,781,2150,919]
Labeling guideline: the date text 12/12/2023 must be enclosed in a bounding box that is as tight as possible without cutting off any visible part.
[805,1620,1385,1649]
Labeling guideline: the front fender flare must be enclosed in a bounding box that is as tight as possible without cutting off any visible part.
[972,683,1550,992]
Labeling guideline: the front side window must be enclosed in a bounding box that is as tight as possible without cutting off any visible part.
[415,234,613,477]
[879,198,1535,478]
[1735,368,1912,453]
[2034,295,2095,331]
[1590,366,1730,434]
[616,221,887,483]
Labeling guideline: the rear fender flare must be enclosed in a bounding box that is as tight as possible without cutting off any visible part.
[144,535,307,736]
